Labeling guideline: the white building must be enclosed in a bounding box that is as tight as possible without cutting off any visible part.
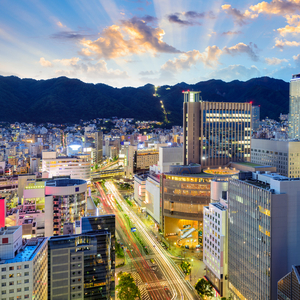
[0,226,48,300]
[42,151,91,181]
[158,146,183,173]
[203,200,228,297]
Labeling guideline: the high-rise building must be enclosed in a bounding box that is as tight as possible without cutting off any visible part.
[0,226,48,300]
[48,229,113,300]
[278,265,300,300]
[252,105,260,131]
[183,91,252,167]
[95,131,103,164]
[228,172,300,300]
[81,215,115,298]
[289,74,300,139]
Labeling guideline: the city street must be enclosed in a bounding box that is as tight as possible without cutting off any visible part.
[95,180,201,300]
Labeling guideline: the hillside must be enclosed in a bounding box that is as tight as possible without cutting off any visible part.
[0,76,289,124]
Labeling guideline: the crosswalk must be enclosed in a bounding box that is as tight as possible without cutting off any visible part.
[131,271,151,300]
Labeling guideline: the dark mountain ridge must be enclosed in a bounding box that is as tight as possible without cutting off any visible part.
[0,75,289,124]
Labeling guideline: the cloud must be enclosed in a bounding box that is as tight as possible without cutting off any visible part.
[80,16,181,59]
[277,23,300,35]
[293,53,300,64]
[274,38,300,49]
[51,30,94,40]
[265,57,288,65]
[55,60,129,79]
[167,10,214,26]
[208,64,261,81]
[53,57,80,66]
[221,31,242,35]
[221,4,257,25]
[139,70,157,76]
[39,57,52,67]
[249,0,300,16]
[56,21,66,28]
[161,46,222,73]
[223,42,259,61]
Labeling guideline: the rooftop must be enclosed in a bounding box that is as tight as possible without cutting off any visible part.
[1,238,47,264]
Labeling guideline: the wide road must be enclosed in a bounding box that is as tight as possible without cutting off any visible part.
[96,181,200,300]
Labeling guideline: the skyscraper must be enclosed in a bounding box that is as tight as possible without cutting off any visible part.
[289,74,300,139]
[252,105,260,131]
[228,172,300,299]
[95,131,103,164]
[183,91,252,168]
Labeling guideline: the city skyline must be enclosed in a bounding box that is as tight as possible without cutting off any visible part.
[1,0,300,87]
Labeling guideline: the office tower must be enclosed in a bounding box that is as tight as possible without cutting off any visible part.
[278,265,300,300]
[203,200,228,297]
[251,139,300,177]
[252,105,260,131]
[81,215,115,298]
[95,131,103,164]
[228,172,300,300]
[48,229,112,300]
[289,74,300,139]
[0,226,48,300]
[183,91,252,167]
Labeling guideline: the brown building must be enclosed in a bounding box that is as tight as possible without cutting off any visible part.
[183,91,252,168]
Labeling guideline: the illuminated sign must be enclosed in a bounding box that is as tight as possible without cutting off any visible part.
[69,145,81,151]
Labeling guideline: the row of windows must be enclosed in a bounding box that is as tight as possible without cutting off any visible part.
[1,266,29,272]
[1,273,29,279]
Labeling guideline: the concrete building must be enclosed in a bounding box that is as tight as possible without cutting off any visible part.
[133,173,148,207]
[94,131,103,164]
[289,73,300,139]
[228,172,300,300]
[203,199,228,297]
[183,91,252,167]
[278,265,300,300]
[251,139,300,177]
[0,226,48,300]
[42,151,91,181]
[158,146,183,173]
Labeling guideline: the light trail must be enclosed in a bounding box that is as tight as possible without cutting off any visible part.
[105,181,201,300]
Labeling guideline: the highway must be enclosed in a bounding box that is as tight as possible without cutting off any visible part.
[95,180,200,300]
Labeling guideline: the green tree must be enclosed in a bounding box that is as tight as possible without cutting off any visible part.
[194,278,214,299]
[116,272,141,300]
[181,261,191,275]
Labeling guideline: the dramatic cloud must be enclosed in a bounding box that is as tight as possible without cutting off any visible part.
[221,31,242,35]
[167,10,214,26]
[223,42,259,61]
[161,46,222,73]
[221,4,257,25]
[54,57,80,66]
[80,16,181,59]
[277,23,300,35]
[249,0,300,16]
[208,64,261,82]
[39,57,52,67]
[265,57,288,65]
[274,38,300,48]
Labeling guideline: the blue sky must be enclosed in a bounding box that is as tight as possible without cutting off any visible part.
[0,0,300,87]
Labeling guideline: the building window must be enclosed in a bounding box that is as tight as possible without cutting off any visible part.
[9,267,14,271]
[17,288,21,292]
[9,274,14,278]
[17,273,21,277]
[2,238,8,244]
[24,287,29,291]
[9,282,14,286]
[1,283,6,287]
[17,266,21,270]
[17,281,21,285]
[24,272,29,277]
[24,279,29,284]
[9,290,14,294]
[1,275,6,279]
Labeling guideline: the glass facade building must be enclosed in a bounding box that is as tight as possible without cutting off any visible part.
[81,215,115,298]
[289,74,300,139]
[183,92,252,167]
[228,179,271,300]
[278,265,300,300]
[48,230,112,300]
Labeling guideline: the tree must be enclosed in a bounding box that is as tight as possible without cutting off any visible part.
[194,278,214,299]
[181,260,191,275]
[116,272,141,300]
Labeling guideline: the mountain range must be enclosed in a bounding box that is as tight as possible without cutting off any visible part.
[0,75,289,125]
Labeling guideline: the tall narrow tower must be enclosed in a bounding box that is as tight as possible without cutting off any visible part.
[289,74,300,139]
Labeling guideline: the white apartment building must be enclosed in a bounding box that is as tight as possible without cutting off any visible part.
[251,139,300,177]
[203,200,228,297]
[42,151,91,181]
[0,226,48,300]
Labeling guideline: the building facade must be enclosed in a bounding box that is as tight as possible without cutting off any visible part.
[289,73,300,139]
[0,226,48,300]
[251,139,300,177]
[252,105,260,131]
[278,265,300,300]
[183,91,252,167]
[94,131,103,164]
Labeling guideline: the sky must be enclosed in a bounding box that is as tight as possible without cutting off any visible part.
[1,0,300,87]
